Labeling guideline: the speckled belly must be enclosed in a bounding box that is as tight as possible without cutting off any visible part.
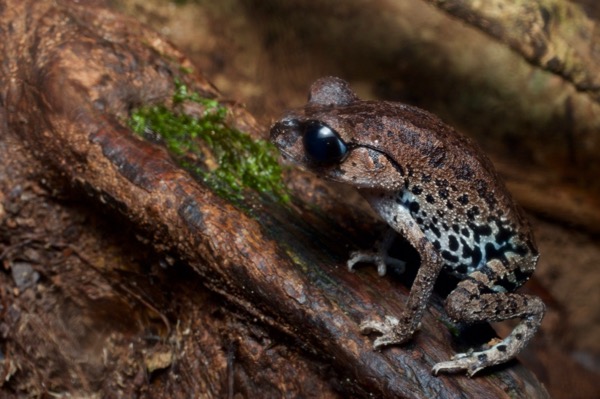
[398,190,528,279]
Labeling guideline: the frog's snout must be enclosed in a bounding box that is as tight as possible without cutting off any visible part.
[270,119,301,150]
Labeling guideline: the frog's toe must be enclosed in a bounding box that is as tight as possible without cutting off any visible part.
[360,316,410,349]
[431,361,452,376]
[432,358,469,376]
[372,335,400,349]
[347,251,388,276]
[450,350,472,361]
[347,251,368,271]
[431,353,486,377]
[347,252,406,276]
[360,316,394,334]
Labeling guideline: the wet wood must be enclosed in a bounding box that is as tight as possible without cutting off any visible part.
[0,0,551,397]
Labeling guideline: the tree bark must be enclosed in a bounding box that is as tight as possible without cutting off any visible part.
[424,0,600,102]
[0,0,550,397]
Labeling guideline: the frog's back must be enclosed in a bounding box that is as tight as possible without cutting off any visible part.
[333,101,539,286]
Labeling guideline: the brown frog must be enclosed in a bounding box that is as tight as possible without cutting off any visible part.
[270,77,545,376]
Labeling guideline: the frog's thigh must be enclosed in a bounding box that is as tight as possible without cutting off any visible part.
[440,270,545,374]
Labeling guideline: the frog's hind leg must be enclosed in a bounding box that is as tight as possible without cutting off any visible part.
[432,261,545,377]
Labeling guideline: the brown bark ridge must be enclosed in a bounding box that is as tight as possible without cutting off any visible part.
[424,0,600,102]
[0,0,550,397]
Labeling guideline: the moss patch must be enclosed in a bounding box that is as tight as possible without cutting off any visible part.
[129,81,288,203]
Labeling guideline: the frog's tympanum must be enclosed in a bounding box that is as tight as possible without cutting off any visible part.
[270,77,545,376]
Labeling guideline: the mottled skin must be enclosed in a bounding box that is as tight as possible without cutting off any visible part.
[270,77,545,376]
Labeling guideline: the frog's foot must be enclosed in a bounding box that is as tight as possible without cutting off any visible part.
[432,340,517,377]
[432,349,494,377]
[437,275,546,376]
[347,251,406,276]
[360,316,413,349]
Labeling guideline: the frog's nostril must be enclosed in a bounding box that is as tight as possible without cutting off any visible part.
[269,125,280,141]
[270,119,299,140]
[270,121,300,151]
[281,119,299,128]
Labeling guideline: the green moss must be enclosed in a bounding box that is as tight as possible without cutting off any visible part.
[178,65,194,75]
[129,81,289,203]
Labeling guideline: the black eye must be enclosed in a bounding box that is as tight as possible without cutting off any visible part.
[302,121,348,164]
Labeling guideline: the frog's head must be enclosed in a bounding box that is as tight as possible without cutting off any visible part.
[270,77,405,191]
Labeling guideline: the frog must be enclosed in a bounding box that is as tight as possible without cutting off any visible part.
[270,76,545,377]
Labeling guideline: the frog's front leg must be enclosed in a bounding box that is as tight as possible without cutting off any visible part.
[358,205,444,348]
[347,229,406,276]
[433,262,545,377]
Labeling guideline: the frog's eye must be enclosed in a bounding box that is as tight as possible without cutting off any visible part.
[303,121,348,164]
